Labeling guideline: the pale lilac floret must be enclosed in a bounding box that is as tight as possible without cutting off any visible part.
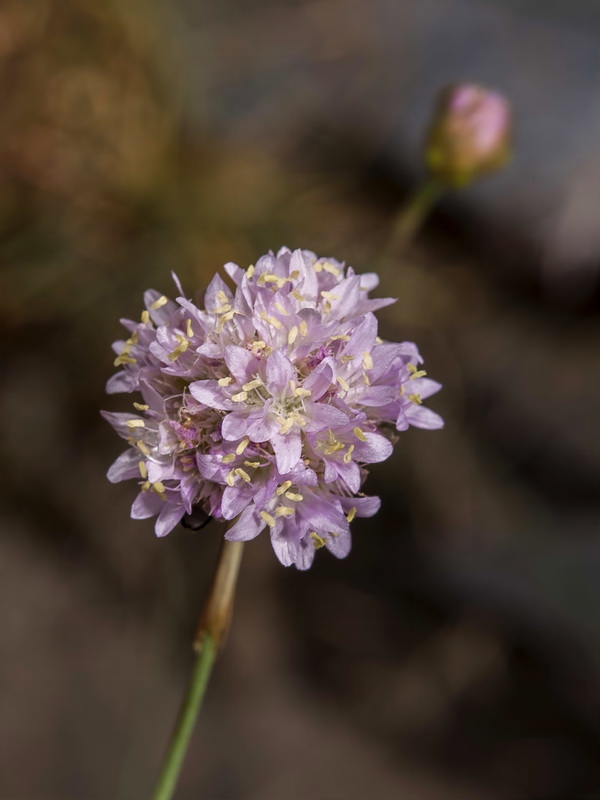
[102,248,443,569]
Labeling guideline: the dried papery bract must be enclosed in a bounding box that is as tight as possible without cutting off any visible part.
[102,248,443,569]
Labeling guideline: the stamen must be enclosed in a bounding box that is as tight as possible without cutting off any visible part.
[276,481,292,495]
[294,387,311,398]
[279,417,294,434]
[343,445,355,464]
[346,507,357,522]
[274,302,289,316]
[133,402,149,411]
[337,376,350,392]
[231,390,248,403]
[363,371,371,386]
[137,441,150,456]
[216,290,230,306]
[141,310,151,324]
[218,376,233,386]
[151,481,166,494]
[260,511,276,528]
[259,312,283,329]
[329,334,350,341]
[322,262,341,276]
[168,334,189,361]
[408,393,423,404]
[341,355,355,363]
[275,505,294,517]
[291,290,305,301]
[287,326,299,345]
[186,319,194,338]
[222,454,236,463]
[285,492,303,502]
[150,295,168,310]
[310,532,326,549]
[138,462,148,478]
[236,437,250,455]
[126,419,145,428]
[114,355,137,366]
[244,460,261,468]
[362,351,373,370]
[235,468,251,483]
[246,264,255,278]
[353,426,367,442]
[226,469,236,487]
[299,321,308,337]
[242,379,262,392]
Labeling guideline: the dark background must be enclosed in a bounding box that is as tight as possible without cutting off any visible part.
[1,1,599,798]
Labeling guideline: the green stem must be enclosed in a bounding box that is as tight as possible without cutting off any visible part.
[384,177,444,259]
[151,635,217,800]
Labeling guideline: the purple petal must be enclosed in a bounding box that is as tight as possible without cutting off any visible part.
[107,449,141,483]
[131,491,164,519]
[155,502,185,537]
[272,429,302,473]
[225,506,265,541]
[189,381,234,410]
[304,403,349,432]
[224,345,259,384]
[221,411,252,441]
[405,405,445,430]
[265,350,296,395]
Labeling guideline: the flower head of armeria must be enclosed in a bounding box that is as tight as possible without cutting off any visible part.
[102,248,443,569]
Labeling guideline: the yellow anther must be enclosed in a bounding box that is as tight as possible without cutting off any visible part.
[299,320,308,337]
[242,379,262,392]
[133,402,149,411]
[337,376,350,392]
[226,469,236,487]
[138,461,148,478]
[279,417,294,435]
[353,426,367,442]
[289,380,296,393]
[294,387,311,398]
[375,336,383,344]
[137,441,150,456]
[291,290,305,301]
[275,505,294,517]
[310,532,326,549]
[152,481,166,494]
[263,274,280,284]
[323,301,332,314]
[276,481,292,495]
[322,262,341,276]
[363,371,371,386]
[328,429,336,444]
[321,290,338,302]
[329,334,350,341]
[150,295,168,311]
[346,507,357,523]
[244,460,261,468]
[246,264,255,278]
[126,419,145,428]
[218,376,233,386]
[235,468,251,483]
[114,355,137,366]
[287,326,298,346]
[168,335,189,361]
[216,290,229,306]
[285,492,303,502]
[290,270,300,280]
[141,481,151,492]
[260,511,276,528]
[362,351,373,370]
[408,364,427,379]
[252,340,267,351]
[186,319,194,338]
[236,437,250,455]
[214,303,232,315]
[343,445,355,464]
[221,454,236,463]
[231,391,248,403]
[408,393,423,405]
[274,302,289,316]
[291,412,306,426]
[341,355,355,363]
[259,312,283,329]
[141,310,151,324]
[257,273,267,286]
[313,262,323,272]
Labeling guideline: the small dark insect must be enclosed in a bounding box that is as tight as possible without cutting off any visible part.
[181,506,212,531]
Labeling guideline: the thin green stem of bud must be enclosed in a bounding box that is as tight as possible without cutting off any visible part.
[384,177,444,259]
[150,539,244,800]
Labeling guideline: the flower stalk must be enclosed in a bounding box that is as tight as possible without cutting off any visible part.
[151,540,244,800]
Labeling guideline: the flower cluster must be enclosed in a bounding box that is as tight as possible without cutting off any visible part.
[102,248,443,569]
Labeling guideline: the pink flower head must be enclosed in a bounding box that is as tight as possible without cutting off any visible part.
[102,248,443,569]
[426,83,511,187]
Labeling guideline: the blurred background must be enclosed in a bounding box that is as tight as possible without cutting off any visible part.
[1,1,600,798]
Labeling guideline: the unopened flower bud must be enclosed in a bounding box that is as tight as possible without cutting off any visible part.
[425,84,511,187]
